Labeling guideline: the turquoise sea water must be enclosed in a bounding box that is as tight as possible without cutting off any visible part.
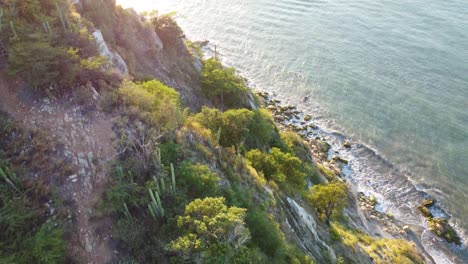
[119,0,468,261]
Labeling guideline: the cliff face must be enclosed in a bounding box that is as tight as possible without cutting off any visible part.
[77,0,205,110]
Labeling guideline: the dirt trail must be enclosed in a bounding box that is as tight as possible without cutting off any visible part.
[0,74,116,264]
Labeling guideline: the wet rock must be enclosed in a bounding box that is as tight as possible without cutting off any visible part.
[422,199,435,207]
[332,155,349,164]
[417,205,433,218]
[428,218,461,245]
[344,140,352,148]
[267,105,277,111]
[274,115,285,121]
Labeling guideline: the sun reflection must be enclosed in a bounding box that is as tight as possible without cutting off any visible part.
[115,0,175,12]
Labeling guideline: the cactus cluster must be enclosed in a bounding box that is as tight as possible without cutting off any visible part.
[55,1,70,32]
[0,167,21,192]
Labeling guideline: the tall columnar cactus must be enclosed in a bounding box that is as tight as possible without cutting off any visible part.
[148,189,164,220]
[42,21,53,37]
[0,167,21,192]
[10,21,17,39]
[0,8,3,32]
[123,203,132,221]
[153,147,161,168]
[153,176,161,194]
[216,127,222,146]
[55,1,69,32]
[176,107,183,127]
[170,163,176,193]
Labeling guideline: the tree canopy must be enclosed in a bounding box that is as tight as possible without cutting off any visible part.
[169,197,250,261]
[308,181,349,224]
[201,58,248,108]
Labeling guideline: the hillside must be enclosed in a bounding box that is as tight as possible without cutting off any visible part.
[0,1,445,263]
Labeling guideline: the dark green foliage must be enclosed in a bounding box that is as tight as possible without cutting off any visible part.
[178,162,220,198]
[201,58,249,108]
[159,140,180,166]
[25,222,65,264]
[246,209,284,257]
[151,13,184,46]
[244,109,275,150]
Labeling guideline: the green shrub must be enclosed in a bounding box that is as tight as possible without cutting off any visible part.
[118,80,180,128]
[8,38,81,89]
[177,162,220,198]
[244,109,275,150]
[246,209,284,257]
[159,140,180,166]
[24,223,65,264]
[246,148,306,188]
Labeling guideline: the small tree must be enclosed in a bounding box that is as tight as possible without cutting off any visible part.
[201,58,248,108]
[308,182,349,224]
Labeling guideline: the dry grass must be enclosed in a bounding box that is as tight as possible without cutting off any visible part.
[332,223,424,264]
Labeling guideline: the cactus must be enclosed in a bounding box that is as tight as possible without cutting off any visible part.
[0,8,3,32]
[148,189,164,219]
[216,127,222,146]
[0,167,20,192]
[160,177,166,193]
[123,203,132,220]
[153,175,161,194]
[42,21,53,37]
[170,163,176,193]
[55,1,69,32]
[116,166,125,181]
[176,107,182,127]
[153,147,161,168]
[10,21,17,39]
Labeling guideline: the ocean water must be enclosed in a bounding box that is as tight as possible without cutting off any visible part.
[117,0,468,261]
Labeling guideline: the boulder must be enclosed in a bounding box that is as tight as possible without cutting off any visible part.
[304,114,312,121]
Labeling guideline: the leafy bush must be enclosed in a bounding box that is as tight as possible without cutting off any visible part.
[201,58,249,108]
[169,197,250,261]
[118,80,180,128]
[246,209,285,257]
[195,107,253,152]
[159,140,180,166]
[8,38,81,89]
[246,148,306,188]
[177,162,220,198]
[244,109,275,150]
[151,13,184,46]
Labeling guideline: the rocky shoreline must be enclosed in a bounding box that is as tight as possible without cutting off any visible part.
[254,89,463,263]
